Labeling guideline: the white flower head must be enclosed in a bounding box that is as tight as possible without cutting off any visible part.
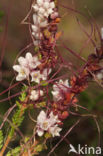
[32,4,39,12]
[32,14,48,28]
[37,0,44,6]
[30,89,44,101]
[13,52,32,81]
[32,25,39,32]
[32,0,55,46]
[17,53,33,68]
[13,65,29,81]
[17,52,41,69]
[36,111,49,136]
[13,52,41,81]
[49,125,62,137]
[31,68,52,83]
[31,13,48,46]
[32,0,55,18]
[52,79,70,101]
[48,111,60,126]
[31,70,41,83]
[36,111,62,137]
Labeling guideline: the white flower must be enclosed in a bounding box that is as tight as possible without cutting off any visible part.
[43,2,49,9]
[30,89,44,101]
[31,25,39,32]
[32,14,48,27]
[26,53,41,69]
[31,14,48,45]
[37,0,44,6]
[18,52,33,68]
[49,125,62,137]
[13,52,41,81]
[32,0,55,18]
[13,52,33,81]
[48,112,60,125]
[13,65,29,81]
[39,7,45,14]
[32,4,39,12]
[32,0,56,46]
[52,79,70,101]
[36,111,49,136]
[31,68,52,83]
[36,111,62,137]
[18,52,41,69]
[31,70,41,83]
[32,55,41,68]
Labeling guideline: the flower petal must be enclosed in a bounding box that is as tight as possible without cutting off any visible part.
[13,65,21,72]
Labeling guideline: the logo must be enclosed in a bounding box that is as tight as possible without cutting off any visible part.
[68,144,102,155]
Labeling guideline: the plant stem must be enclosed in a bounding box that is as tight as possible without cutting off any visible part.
[0,136,11,156]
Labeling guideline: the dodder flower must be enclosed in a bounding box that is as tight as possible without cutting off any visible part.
[13,52,41,81]
[13,65,29,81]
[32,0,56,45]
[52,79,70,101]
[31,68,52,83]
[32,0,55,18]
[36,110,62,137]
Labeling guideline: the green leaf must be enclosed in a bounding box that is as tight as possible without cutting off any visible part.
[19,92,27,102]
[12,109,24,126]
[19,85,28,102]
[6,146,21,156]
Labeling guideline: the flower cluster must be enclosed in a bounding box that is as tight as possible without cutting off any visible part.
[32,0,56,45]
[36,110,62,137]
[13,52,51,83]
[12,0,67,151]
[52,79,70,101]
[33,0,55,18]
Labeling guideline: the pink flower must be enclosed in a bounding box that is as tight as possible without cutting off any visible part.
[52,79,70,101]
[31,68,52,83]
[13,52,41,81]
[36,111,62,137]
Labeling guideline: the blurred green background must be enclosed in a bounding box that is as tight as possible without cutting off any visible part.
[0,0,103,155]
